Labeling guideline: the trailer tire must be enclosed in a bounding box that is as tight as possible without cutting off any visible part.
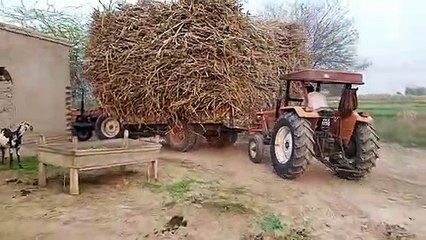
[165,125,197,152]
[207,132,238,148]
[95,115,124,140]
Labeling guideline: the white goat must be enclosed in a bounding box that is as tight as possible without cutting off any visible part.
[0,121,33,168]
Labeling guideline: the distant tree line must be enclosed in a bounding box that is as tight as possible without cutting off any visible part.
[405,87,426,96]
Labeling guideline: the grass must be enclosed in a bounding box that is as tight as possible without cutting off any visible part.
[144,176,256,214]
[144,177,199,202]
[256,213,311,240]
[328,95,426,148]
[258,213,286,232]
[356,101,426,147]
[0,155,58,173]
[0,155,60,184]
[202,200,254,214]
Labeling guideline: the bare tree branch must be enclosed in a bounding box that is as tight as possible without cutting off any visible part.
[258,0,371,95]
[258,0,371,72]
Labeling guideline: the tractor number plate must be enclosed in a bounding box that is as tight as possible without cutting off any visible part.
[321,119,331,128]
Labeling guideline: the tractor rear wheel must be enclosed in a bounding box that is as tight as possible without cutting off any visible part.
[270,112,315,179]
[336,123,380,180]
[164,125,197,152]
[248,135,264,164]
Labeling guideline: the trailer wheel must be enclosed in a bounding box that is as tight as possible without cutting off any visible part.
[270,112,315,179]
[95,115,124,140]
[248,135,264,163]
[207,132,238,148]
[165,125,197,152]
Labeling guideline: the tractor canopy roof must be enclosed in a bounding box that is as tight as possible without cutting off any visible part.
[282,69,364,85]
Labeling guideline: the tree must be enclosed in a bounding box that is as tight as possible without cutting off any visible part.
[259,0,371,95]
[405,87,426,96]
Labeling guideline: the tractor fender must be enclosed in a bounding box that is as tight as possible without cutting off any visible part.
[341,111,374,144]
[355,111,374,123]
[281,106,319,118]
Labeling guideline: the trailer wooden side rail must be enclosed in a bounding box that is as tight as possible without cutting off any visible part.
[37,130,161,195]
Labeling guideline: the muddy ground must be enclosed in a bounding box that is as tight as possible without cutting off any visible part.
[0,141,424,240]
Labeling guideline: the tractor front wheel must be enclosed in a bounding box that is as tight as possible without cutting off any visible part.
[74,127,93,142]
[270,112,315,179]
[248,135,264,164]
[335,123,380,180]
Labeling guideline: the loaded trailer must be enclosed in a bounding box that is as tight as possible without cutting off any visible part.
[70,97,244,152]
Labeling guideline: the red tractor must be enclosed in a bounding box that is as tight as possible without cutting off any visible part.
[247,70,380,180]
[70,91,124,142]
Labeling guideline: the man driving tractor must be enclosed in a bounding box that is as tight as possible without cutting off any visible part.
[303,82,329,111]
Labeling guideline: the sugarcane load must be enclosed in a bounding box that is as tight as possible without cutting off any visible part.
[83,0,309,152]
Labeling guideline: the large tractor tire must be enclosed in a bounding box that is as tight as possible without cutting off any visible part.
[248,135,264,164]
[207,132,238,148]
[270,112,315,179]
[164,125,198,152]
[335,123,380,180]
[95,115,124,140]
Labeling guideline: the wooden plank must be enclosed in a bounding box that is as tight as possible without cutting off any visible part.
[79,161,148,171]
[69,168,79,195]
[72,150,159,169]
[38,151,74,168]
[37,144,160,157]
[153,159,158,181]
[38,162,47,187]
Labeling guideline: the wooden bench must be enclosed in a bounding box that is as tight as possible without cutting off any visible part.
[37,130,161,195]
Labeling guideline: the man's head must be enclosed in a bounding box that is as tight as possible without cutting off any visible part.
[306,83,315,93]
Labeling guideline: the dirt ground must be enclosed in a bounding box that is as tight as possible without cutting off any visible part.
[0,140,424,240]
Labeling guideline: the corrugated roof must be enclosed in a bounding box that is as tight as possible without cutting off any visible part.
[0,21,73,47]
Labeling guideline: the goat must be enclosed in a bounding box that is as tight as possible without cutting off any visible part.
[0,128,16,165]
[0,121,33,168]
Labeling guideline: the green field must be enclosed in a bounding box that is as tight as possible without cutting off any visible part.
[354,96,426,147]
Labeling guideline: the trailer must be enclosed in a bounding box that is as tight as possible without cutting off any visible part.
[70,95,245,152]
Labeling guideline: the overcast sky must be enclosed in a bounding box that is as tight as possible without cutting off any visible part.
[1,0,425,94]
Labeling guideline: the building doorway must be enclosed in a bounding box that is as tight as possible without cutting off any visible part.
[0,67,14,128]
